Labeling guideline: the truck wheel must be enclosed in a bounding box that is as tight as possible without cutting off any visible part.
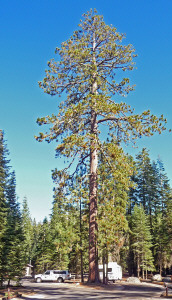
[57,277,63,283]
[36,277,42,283]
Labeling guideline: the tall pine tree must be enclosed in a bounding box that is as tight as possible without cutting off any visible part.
[36,9,167,282]
[0,131,8,284]
[21,197,34,266]
[131,205,154,278]
[4,171,25,285]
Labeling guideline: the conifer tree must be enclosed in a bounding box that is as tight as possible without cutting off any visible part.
[153,213,167,274]
[35,218,53,272]
[21,197,34,265]
[156,158,170,212]
[4,171,25,284]
[165,190,172,269]
[98,144,133,267]
[152,159,172,274]
[36,9,167,282]
[135,149,154,211]
[0,131,8,284]
[133,148,162,233]
[128,150,172,275]
[68,170,89,279]
[50,202,71,269]
[30,219,42,273]
[50,173,84,271]
[131,205,154,278]
[127,169,138,215]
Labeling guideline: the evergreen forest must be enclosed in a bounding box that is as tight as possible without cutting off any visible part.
[0,129,172,284]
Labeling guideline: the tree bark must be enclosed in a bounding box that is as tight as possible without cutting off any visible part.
[137,255,140,278]
[88,28,99,283]
[89,109,98,282]
[80,189,84,283]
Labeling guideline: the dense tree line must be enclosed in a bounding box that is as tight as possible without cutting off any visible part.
[128,148,172,277]
[26,147,172,279]
[0,130,171,284]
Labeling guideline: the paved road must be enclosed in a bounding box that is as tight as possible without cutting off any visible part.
[20,279,165,300]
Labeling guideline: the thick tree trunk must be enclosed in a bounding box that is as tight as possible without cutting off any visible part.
[89,110,98,282]
[89,168,98,283]
[88,28,99,283]
[159,258,162,276]
[137,255,140,278]
[103,254,105,284]
[142,254,144,279]
[80,195,84,283]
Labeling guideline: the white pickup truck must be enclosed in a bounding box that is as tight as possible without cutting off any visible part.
[35,270,71,283]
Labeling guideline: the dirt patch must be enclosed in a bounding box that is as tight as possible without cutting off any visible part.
[0,286,35,299]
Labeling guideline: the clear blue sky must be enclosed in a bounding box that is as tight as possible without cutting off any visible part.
[0,0,172,221]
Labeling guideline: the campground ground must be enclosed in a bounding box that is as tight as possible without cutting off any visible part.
[1,278,168,300]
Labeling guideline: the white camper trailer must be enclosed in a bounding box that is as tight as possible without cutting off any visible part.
[98,262,122,282]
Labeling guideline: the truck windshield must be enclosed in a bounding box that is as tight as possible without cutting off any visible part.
[44,271,50,275]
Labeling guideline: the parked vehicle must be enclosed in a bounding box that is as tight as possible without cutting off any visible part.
[34,270,71,283]
[98,262,122,282]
